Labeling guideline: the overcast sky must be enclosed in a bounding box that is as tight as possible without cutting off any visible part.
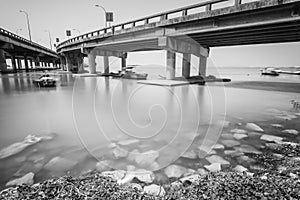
[1,0,299,67]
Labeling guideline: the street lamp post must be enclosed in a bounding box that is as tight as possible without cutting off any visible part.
[19,10,32,42]
[45,30,52,50]
[95,4,107,28]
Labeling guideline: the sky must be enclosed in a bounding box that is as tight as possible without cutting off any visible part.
[0,0,299,68]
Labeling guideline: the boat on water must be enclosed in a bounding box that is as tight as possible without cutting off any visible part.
[261,68,280,76]
[32,74,56,87]
[278,70,300,75]
[111,65,148,80]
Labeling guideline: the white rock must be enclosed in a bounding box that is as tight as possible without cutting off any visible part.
[96,160,112,172]
[133,150,159,167]
[213,144,225,150]
[204,163,221,172]
[107,143,117,148]
[44,156,77,172]
[197,168,208,175]
[102,170,126,182]
[6,172,34,186]
[271,124,284,128]
[132,169,155,183]
[233,133,248,140]
[224,150,244,157]
[164,165,187,178]
[112,146,128,159]
[245,123,264,132]
[143,184,165,196]
[233,165,248,173]
[230,129,247,134]
[206,155,230,165]
[282,129,299,135]
[221,133,234,139]
[221,140,240,147]
[117,173,135,185]
[180,174,201,183]
[260,134,283,143]
[234,145,262,154]
[117,139,139,146]
[181,150,197,159]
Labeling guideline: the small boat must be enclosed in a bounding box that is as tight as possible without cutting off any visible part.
[261,68,279,76]
[33,74,56,87]
[112,65,148,80]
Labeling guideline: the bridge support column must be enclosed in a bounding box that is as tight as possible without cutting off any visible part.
[77,56,84,73]
[17,58,22,69]
[166,50,176,80]
[199,55,207,77]
[182,53,191,78]
[34,57,40,68]
[121,53,127,71]
[11,55,17,72]
[88,51,96,74]
[104,56,109,74]
[0,49,7,72]
[65,56,72,72]
[24,56,29,72]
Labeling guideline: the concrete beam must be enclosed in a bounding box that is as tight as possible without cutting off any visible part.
[166,50,176,80]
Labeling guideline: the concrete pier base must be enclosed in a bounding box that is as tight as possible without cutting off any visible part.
[182,53,191,78]
[166,51,176,80]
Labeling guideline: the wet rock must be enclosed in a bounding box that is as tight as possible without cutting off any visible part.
[221,140,240,147]
[233,133,248,140]
[143,184,165,196]
[164,164,187,178]
[181,150,197,159]
[197,168,208,175]
[233,165,248,173]
[236,155,254,164]
[96,160,112,172]
[117,139,139,146]
[44,156,78,172]
[132,169,155,183]
[204,163,221,172]
[206,155,230,165]
[282,129,299,135]
[213,144,225,150]
[234,144,262,154]
[6,172,34,187]
[112,146,128,159]
[245,123,264,132]
[230,129,247,134]
[224,150,244,157]
[180,174,201,184]
[271,124,283,128]
[260,134,283,143]
[127,183,142,191]
[101,170,126,182]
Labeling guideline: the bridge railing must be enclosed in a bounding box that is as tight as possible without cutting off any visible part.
[57,0,236,50]
[0,28,56,55]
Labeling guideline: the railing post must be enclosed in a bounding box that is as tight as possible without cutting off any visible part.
[132,22,136,28]
[235,0,242,6]
[144,18,149,25]
[182,9,188,16]
[206,4,212,12]
[160,14,167,21]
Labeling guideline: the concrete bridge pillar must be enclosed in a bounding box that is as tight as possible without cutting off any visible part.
[121,53,127,71]
[34,57,40,68]
[166,50,176,80]
[182,53,191,78]
[59,56,66,70]
[0,49,7,72]
[65,55,72,72]
[24,56,29,72]
[17,58,22,69]
[104,56,109,74]
[199,55,207,77]
[77,56,84,73]
[11,55,17,72]
[88,51,96,74]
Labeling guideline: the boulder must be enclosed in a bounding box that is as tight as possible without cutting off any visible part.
[112,146,128,159]
[260,134,283,143]
[44,156,77,172]
[233,133,248,140]
[143,184,165,196]
[204,163,221,172]
[282,129,299,135]
[221,140,240,147]
[206,155,230,165]
[101,170,126,182]
[6,172,34,187]
[245,123,264,132]
[180,174,201,184]
[164,164,187,178]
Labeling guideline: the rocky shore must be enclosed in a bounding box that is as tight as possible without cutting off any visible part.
[1,142,299,199]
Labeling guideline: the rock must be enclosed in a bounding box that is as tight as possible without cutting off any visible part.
[197,168,208,175]
[233,133,248,140]
[221,133,234,140]
[143,184,165,196]
[233,165,248,173]
[260,175,268,180]
[224,150,244,157]
[271,124,283,128]
[248,132,262,137]
[230,129,247,134]
[0,135,43,159]
[127,149,139,162]
[206,155,230,165]
[245,123,264,132]
[204,163,221,172]
[117,139,139,146]
[96,160,112,172]
[133,150,159,167]
[180,174,201,184]
[236,155,254,164]
[127,183,142,191]
[44,156,77,172]
[6,172,34,186]
[132,169,155,183]
[273,153,284,159]
[208,150,217,155]
[112,146,128,159]
[282,129,299,135]
[117,173,135,185]
[181,150,197,159]
[107,143,117,149]
[164,164,187,178]
[101,170,126,182]
[234,144,262,154]
[221,140,240,147]
[289,173,298,179]
[149,162,160,171]
[171,181,183,188]
[213,144,225,150]
[260,134,283,143]
[183,168,196,177]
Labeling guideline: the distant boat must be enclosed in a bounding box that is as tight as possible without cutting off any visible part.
[110,65,148,80]
[261,68,279,76]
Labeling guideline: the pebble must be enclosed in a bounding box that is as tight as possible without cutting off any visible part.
[206,155,230,165]
[180,174,201,184]
[164,164,187,178]
[6,172,34,187]
[233,133,248,140]
[282,129,299,135]
[101,170,126,182]
[260,134,283,143]
[224,150,244,157]
[143,184,165,196]
[221,140,241,147]
[245,123,264,132]
[236,155,254,164]
[204,163,221,172]
[127,183,142,191]
[197,168,208,175]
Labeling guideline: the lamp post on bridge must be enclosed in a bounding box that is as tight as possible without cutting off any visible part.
[44,30,53,50]
[95,4,108,28]
[19,10,32,42]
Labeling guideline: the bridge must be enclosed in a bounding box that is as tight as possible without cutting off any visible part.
[0,28,59,73]
[57,0,300,79]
